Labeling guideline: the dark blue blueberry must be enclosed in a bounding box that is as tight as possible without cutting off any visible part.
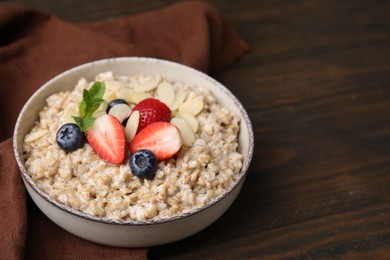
[56,123,85,152]
[106,99,128,113]
[129,149,158,180]
[122,117,129,127]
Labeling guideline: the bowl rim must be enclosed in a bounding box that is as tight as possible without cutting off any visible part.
[13,57,254,226]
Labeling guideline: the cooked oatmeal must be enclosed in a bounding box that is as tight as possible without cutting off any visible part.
[23,72,243,221]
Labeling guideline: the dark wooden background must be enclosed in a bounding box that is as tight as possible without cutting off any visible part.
[2,0,390,259]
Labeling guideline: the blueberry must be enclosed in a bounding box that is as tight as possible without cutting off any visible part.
[122,117,129,127]
[129,149,158,180]
[56,123,85,152]
[106,99,128,113]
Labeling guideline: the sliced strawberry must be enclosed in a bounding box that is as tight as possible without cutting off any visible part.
[129,121,182,161]
[86,114,126,164]
[132,98,171,133]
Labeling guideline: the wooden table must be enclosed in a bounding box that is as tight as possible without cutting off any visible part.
[3,0,389,258]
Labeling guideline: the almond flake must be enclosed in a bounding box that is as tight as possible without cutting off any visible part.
[125,111,140,143]
[116,87,135,104]
[104,80,125,92]
[171,117,195,146]
[103,89,117,102]
[178,98,204,115]
[92,100,108,118]
[25,130,49,142]
[132,92,152,104]
[169,89,187,110]
[178,112,199,133]
[157,82,175,106]
[63,106,79,124]
[92,110,106,119]
[134,81,158,92]
[108,103,132,123]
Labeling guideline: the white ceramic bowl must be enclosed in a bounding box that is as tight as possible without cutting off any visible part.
[13,57,254,247]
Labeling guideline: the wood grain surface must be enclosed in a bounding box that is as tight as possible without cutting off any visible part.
[2,0,389,259]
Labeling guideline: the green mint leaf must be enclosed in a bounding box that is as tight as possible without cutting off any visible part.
[79,99,88,118]
[81,117,96,131]
[88,81,105,99]
[72,116,85,131]
[72,116,95,132]
[84,98,104,118]
[73,81,106,131]
[82,88,90,100]
[80,82,105,114]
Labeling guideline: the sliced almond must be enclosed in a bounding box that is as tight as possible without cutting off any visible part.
[104,80,125,92]
[108,103,132,123]
[169,89,187,110]
[157,82,175,106]
[63,106,79,124]
[25,130,49,142]
[116,87,135,104]
[134,81,158,92]
[103,81,125,101]
[132,92,152,104]
[178,98,204,115]
[92,100,108,116]
[178,112,198,133]
[171,117,195,146]
[125,111,140,143]
[92,110,106,119]
[103,89,117,102]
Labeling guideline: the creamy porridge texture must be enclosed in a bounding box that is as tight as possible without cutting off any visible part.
[23,72,243,221]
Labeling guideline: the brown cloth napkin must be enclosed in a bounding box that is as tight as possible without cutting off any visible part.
[0,1,249,259]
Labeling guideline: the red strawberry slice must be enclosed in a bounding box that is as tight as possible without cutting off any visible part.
[132,98,171,133]
[86,114,126,164]
[129,121,182,161]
